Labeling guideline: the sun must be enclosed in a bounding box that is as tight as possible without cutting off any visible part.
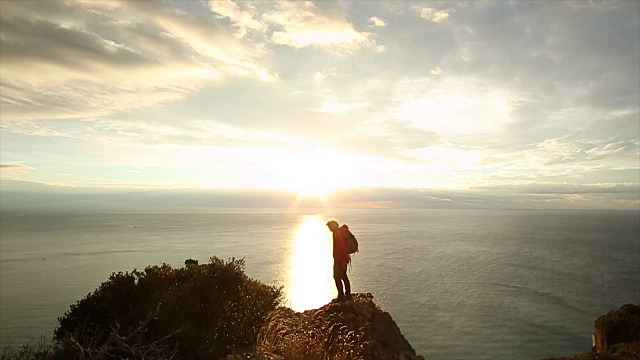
[271,149,356,198]
[289,161,333,197]
[296,179,331,198]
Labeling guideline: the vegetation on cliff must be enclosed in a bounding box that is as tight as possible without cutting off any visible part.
[256,292,424,360]
[2,257,283,360]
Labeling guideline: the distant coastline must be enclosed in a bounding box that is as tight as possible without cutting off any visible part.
[2,185,639,211]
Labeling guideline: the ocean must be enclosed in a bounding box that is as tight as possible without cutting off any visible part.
[0,207,638,360]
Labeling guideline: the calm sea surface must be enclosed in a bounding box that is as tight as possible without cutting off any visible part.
[1,208,638,360]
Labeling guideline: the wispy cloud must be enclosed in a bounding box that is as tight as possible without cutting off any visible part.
[262,1,372,50]
[0,163,35,174]
[0,0,272,121]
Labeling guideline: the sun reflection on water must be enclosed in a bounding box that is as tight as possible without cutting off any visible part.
[286,215,335,312]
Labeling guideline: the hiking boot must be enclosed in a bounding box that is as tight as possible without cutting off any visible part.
[335,294,346,302]
[346,293,353,301]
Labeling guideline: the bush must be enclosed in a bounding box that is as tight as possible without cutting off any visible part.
[53,257,283,359]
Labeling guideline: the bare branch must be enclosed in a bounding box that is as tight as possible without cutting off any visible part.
[69,303,181,360]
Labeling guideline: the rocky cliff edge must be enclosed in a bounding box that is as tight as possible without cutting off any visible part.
[255,293,425,360]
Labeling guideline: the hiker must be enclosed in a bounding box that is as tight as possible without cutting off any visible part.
[326,220,351,302]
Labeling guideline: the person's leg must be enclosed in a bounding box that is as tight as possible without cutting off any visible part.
[341,263,351,298]
[333,261,345,298]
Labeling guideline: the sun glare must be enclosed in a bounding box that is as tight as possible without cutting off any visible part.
[272,149,356,198]
[286,215,335,311]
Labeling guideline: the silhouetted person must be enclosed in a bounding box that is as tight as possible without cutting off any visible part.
[326,220,351,301]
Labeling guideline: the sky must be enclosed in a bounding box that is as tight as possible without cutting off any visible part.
[0,0,639,210]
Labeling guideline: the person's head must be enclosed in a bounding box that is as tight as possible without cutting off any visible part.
[326,220,339,232]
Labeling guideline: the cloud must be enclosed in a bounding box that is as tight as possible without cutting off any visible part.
[368,16,387,27]
[393,77,517,135]
[0,163,35,174]
[1,181,636,210]
[262,1,372,50]
[208,0,267,37]
[564,0,627,11]
[415,7,453,22]
[329,185,639,210]
[312,67,338,82]
[316,102,369,114]
[480,182,639,195]
[0,0,273,121]
[382,1,638,120]
[0,74,199,121]
[0,1,637,210]
[530,137,638,168]
[430,67,443,76]
[0,115,304,150]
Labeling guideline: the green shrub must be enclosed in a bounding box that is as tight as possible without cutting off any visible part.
[53,257,283,359]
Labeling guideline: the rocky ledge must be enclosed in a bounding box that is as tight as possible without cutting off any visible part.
[255,293,424,360]
[543,303,640,360]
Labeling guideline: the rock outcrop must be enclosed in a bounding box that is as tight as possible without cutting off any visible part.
[542,303,640,360]
[593,304,640,354]
[255,293,424,360]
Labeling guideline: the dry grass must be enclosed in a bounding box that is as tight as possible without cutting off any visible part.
[1,336,55,360]
[256,303,365,360]
[256,293,420,360]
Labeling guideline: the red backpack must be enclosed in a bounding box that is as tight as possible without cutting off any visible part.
[340,224,359,255]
